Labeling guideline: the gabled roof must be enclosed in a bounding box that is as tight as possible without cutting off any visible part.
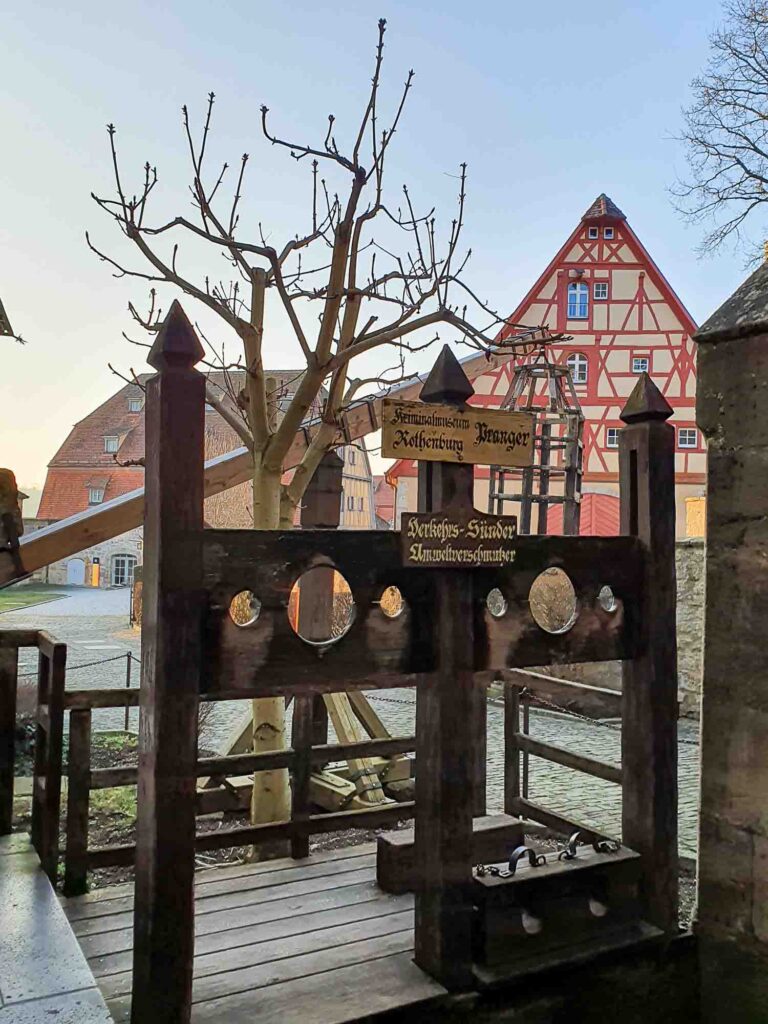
[38,369,316,523]
[500,194,698,339]
[582,193,626,221]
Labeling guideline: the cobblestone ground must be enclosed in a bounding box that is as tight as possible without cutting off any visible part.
[364,691,700,857]
[2,594,700,856]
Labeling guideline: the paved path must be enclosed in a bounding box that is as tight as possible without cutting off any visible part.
[361,691,700,857]
[1,596,700,856]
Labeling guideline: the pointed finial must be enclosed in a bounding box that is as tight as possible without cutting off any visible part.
[147,300,205,370]
[620,372,673,424]
[420,345,474,405]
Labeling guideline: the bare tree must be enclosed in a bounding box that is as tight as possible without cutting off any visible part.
[88,19,543,845]
[674,0,768,259]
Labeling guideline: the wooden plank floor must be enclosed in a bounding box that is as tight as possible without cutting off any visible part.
[62,844,448,1024]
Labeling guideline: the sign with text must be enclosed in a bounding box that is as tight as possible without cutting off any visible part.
[401,511,518,568]
[381,399,534,467]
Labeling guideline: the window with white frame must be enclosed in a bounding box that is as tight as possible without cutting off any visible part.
[632,356,650,374]
[349,449,356,465]
[128,398,142,412]
[88,487,104,505]
[566,352,588,385]
[112,554,137,587]
[347,495,354,510]
[678,428,698,449]
[104,435,119,453]
[604,227,615,239]
[567,281,589,319]
[606,427,620,448]
[358,497,364,511]
[588,226,598,239]
[593,282,608,300]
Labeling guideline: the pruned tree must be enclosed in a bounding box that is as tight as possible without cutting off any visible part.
[674,0,768,259]
[88,19,542,848]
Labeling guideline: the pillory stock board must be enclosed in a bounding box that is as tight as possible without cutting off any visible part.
[381,399,534,467]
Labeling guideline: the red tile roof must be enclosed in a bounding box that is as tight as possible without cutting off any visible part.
[547,492,619,536]
[38,468,145,520]
[38,370,318,523]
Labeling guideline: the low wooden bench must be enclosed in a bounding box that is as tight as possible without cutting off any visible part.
[376,813,525,894]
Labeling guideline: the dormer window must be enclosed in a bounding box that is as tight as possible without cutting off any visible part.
[604,227,615,239]
[588,226,598,239]
[567,281,589,319]
[88,487,105,505]
[104,436,119,454]
[128,398,142,412]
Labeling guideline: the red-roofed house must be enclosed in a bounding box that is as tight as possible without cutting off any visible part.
[386,195,704,537]
[37,371,375,586]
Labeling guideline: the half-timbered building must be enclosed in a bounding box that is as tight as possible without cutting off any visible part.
[387,195,703,536]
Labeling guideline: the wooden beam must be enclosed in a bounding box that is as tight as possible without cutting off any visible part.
[131,303,205,1024]
[514,733,622,785]
[0,648,18,835]
[63,708,91,896]
[413,347,477,991]
[2,348,522,585]
[619,374,679,931]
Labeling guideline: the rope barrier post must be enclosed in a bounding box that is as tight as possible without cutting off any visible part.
[125,652,132,732]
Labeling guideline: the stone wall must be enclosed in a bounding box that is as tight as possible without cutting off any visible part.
[676,538,705,715]
[537,538,705,716]
[694,262,768,1020]
[43,527,142,588]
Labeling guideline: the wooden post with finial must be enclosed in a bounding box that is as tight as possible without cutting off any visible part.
[416,346,487,818]
[413,345,479,990]
[619,372,678,931]
[131,301,205,1024]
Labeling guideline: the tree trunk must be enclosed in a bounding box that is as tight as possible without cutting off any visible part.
[249,460,291,859]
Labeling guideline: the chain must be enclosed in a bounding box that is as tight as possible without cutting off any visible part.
[513,690,700,747]
[16,652,132,679]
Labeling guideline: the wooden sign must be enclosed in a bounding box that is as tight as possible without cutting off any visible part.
[381,399,534,467]
[401,511,517,568]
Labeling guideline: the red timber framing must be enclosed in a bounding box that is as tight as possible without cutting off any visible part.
[386,194,704,512]
[122,304,678,1021]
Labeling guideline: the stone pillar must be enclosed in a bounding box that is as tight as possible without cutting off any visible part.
[695,264,768,1019]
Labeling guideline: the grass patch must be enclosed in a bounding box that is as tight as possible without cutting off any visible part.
[0,585,67,614]
[93,732,138,754]
[91,787,137,820]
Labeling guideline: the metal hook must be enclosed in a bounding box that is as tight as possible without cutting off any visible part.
[507,845,547,875]
[558,830,583,862]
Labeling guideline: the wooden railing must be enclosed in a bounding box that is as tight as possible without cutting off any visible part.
[0,629,67,882]
[502,667,624,845]
[61,687,416,895]
[1,627,416,893]
[4,626,641,896]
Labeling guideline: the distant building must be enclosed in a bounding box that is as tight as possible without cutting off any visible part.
[372,475,395,528]
[339,443,377,529]
[387,195,703,537]
[37,371,373,586]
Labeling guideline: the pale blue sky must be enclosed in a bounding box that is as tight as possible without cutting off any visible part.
[2,0,745,491]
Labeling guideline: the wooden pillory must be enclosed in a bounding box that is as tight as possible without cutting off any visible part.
[130,301,678,1022]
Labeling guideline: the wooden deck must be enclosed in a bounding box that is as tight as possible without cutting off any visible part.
[62,844,448,1024]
